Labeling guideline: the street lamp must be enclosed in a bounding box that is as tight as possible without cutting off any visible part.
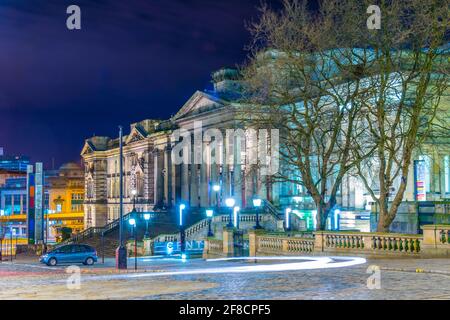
[205,209,214,237]
[233,206,240,229]
[252,198,263,229]
[129,218,137,271]
[143,213,151,239]
[225,198,235,228]
[131,189,137,211]
[179,204,186,257]
[212,184,220,209]
[116,125,127,270]
[285,208,292,231]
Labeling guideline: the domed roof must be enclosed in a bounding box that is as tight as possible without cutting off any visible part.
[59,162,82,170]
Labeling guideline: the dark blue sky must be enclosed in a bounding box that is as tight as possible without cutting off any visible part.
[0,0,285,168]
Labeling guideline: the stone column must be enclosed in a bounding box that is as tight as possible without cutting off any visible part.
[190,165,199,207]
[200,158,209,208]
[153,149,163,206]
[164,146,173,207]
[233,137,242,206]
[181,163,189,204]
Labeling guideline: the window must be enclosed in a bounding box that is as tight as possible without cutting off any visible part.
[418,155,431,193]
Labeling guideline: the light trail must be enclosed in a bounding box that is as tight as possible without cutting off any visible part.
[76,256,367,282]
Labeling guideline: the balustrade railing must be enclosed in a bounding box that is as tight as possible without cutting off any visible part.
[318,232,422,254]
[208,239,223,254]
[258,236,283,252]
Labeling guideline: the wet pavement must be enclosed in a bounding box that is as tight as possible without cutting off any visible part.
[1,255,450,300]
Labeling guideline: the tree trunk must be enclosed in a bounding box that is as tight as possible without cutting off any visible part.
[377,203,394,233]
[315,205,330,231]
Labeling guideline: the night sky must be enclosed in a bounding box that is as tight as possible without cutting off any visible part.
[0,0,283,169]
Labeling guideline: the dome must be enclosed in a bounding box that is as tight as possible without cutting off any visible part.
[58,162,83,177]
[59,162,81,170]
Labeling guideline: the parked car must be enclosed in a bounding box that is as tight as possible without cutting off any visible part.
[40,244,98,266]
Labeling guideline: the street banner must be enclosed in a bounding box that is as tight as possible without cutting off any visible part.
[26,165,35,244]
[35,162,44,242]
[415,160,426,202]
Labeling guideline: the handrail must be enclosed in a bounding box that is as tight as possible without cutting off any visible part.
[262,200,282,221]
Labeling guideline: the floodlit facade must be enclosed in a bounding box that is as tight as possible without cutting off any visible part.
[81,67,450,231]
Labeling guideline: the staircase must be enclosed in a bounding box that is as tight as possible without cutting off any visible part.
[58,209,206,257]
[58,201,288,257]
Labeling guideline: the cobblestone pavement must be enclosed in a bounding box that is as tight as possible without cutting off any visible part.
[1,256,450,300]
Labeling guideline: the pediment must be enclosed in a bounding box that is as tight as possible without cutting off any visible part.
[81,141,95,156]
[125,126,147,144]
[172,91,225,121]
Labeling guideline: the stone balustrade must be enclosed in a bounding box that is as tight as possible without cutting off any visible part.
[203,226,450,258]
[248,230,315,256]
[202,237,225,259]
[315,231,422,256]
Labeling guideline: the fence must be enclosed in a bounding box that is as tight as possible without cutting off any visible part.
[203,225,450,258]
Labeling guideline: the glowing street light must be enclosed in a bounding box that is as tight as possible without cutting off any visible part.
[225,198,235,228]
[252,198,263,229]
[131,189,137,211]
[179,204,186,227]
[143,213,151,238]
[206,209,214,237]
[179,204,186,258]
[285,208,292,231]
[212,184,221,209]
[233,206,240,229]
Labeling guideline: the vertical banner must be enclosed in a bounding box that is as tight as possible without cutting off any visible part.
[26,165,35,244]
[35,162,44,242]
[415,160,426,202]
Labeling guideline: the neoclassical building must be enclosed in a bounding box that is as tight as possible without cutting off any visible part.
[81,68,450,230]
[81,69,284,228]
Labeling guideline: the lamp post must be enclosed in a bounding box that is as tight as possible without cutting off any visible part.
[212,185,220,209]
[233,206,240,229]
[179,204,186,257]
[143,213,151,239]
[252,198,263,229]
[225,198,235,228]
[131,189,137,211]
[285,208,292,231]
[116,125,127,270]
[206,209,214,237]
[129,218,137,271]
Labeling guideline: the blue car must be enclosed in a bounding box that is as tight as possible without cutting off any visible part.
[40,244,98,266]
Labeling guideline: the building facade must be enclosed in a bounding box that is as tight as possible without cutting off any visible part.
[0,162,85,240]
[0,148,30,172]
[82,68,450,231]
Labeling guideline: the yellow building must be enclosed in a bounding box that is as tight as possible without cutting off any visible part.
[46,162,85,235]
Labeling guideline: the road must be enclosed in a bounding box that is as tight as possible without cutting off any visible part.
[1,255,450,300]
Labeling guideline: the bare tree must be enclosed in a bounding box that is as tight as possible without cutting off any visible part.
[239,0,449,231]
